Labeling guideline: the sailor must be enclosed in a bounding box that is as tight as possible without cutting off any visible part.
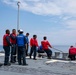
[30,35,39,60]
[41,36,52,59]
[16,29,28,65]
[25,33,29,56]
[10,29,17,63]
[68,46,76,60]
[3,29,11,66]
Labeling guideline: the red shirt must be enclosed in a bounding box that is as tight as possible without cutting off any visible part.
[41,40,52,50]
[10,33,16,44]
[3,34,10,46]
[69,47,76,55]
[30,38,38,47]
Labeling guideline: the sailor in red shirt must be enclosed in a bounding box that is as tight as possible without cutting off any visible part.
[10,29,17,63]
[3,29,11,66]
[41,36,52,59]
[68,46,76,60]
[30,35,38,60]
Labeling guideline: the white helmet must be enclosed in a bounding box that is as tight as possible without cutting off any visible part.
[19,29,23,32]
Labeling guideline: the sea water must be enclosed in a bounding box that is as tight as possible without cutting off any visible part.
[0,45,70,52]
[51,45,70,53]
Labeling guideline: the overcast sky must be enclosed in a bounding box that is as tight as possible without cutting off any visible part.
[0,0,76,45]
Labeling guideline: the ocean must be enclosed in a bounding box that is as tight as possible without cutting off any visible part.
[0,45,70,53]
[51,45,70,53]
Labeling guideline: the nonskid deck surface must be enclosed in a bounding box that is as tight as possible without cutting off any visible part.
[0,53,76,75]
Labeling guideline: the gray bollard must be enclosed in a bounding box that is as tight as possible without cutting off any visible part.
[62,53,69,59]
[54,52,60,58]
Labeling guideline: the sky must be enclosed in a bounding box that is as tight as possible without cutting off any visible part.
[0,0,76,45]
